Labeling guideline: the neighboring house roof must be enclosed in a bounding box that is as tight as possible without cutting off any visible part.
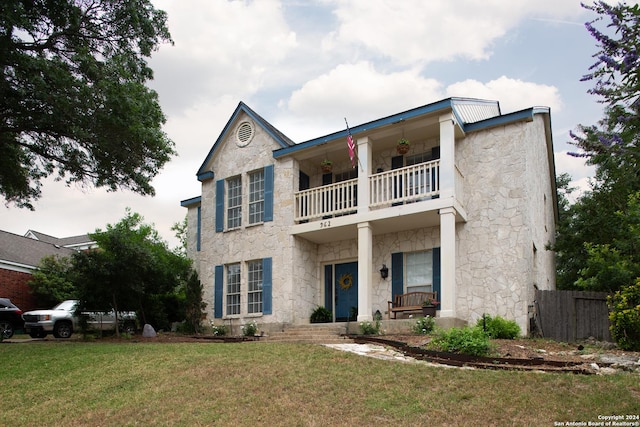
[197,102,296,181]
[24,230,96,251]
[0,230,76,273]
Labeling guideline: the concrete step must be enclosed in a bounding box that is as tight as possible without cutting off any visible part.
[264,323,352,344]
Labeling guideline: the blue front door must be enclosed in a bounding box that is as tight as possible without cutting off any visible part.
[335,262,358,321]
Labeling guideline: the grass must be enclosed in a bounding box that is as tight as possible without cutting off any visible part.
[1,339,639,426]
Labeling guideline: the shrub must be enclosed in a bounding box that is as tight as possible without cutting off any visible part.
[359,320,380,335]
[211,324,228,336]
[477,314,521,339]
[608,278,640,351]
[428,326,493,357]
[310,306,332,323]
[412,316,435,335]
[241,321,258,337]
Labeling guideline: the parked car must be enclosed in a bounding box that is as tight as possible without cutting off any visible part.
[22,300,137,339]
[0,298,25,339]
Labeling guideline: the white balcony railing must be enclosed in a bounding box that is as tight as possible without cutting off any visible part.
[294,160,440,222]
[294,178,358,222]
[369,160,439,207]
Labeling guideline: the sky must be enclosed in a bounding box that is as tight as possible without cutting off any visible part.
[1,0,616,249]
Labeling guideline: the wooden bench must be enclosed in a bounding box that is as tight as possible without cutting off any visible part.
[387,291,438,319]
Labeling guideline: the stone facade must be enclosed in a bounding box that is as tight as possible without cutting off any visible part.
[182,99,557,334]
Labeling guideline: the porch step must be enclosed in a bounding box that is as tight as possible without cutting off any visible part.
[264,324,352,344]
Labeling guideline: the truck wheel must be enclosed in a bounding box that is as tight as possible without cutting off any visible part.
[53,321,73,339]
[29,330,47,338]
[0,321,14,339]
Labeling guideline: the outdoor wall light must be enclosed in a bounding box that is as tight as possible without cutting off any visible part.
[379,264,389,279]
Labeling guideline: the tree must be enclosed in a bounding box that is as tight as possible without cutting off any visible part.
[0,0,174,209]
[74,209,192,333]
[183,270,206,334]
[171,215,188,256]
[553,2,640,292]
[29,255,76,307]
[608,277,640,350]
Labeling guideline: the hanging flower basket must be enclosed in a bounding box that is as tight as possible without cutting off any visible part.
[397,138,410,154]
[321,160,333,172]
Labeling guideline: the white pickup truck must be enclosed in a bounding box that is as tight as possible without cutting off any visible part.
[22,300,137,339]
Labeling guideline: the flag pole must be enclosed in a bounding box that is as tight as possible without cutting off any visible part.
[344,118,363,171]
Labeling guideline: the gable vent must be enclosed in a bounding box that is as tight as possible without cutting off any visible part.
[236,121,255,146]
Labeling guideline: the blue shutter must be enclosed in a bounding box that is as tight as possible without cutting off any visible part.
[324,265,333,310]
[215,179,225,232]
[263,165,274,222]
[196,206,201,252]
[262,258,272,314]
[391,252,404,299]
[432,247,441,302]
[214,265,223,318]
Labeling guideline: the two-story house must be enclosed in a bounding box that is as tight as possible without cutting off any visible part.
[181,97,557,334]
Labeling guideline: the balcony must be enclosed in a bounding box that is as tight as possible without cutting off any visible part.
[294,160,440,222]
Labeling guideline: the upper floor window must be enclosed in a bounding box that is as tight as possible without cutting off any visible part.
[226,176,242,229]
[249,170,265,224]
[405,151,433,166]
[216,165,274,233]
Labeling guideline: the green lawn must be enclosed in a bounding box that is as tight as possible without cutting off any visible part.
[1,340,638,426]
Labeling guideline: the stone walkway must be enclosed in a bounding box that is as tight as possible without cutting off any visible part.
[324,342,640,374]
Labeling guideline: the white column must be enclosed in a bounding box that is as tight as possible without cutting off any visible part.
[356,137,371,214]
[439,113,455,200]
[439,207,456,318]
[357,222,373,322]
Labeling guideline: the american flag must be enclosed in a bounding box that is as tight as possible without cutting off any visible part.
[345,118,356,168]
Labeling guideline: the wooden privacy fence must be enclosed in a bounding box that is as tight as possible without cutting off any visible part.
[535,290,611,342]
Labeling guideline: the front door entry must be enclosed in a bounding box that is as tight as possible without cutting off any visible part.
[334,262,358,321]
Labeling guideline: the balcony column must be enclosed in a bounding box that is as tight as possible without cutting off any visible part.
[357,221,373,322]
[439,207,456,317]
[356,136,371,214]
[439,113,455,200]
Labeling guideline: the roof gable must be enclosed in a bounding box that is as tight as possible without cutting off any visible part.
[197,102,294,181]
[25,230,95,248]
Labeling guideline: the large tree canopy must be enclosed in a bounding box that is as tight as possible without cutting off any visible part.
[0,0,174,209]
[553,2,640,292]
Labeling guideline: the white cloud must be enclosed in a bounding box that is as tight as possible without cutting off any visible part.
[282,61,442,139]
[323,0,581,66]
[278,65,566,141]
[150,0,297,115]
[554,150,594,181]
[446,76,563,114]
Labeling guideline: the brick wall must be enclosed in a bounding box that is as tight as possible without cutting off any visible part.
[0,268,38,311]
